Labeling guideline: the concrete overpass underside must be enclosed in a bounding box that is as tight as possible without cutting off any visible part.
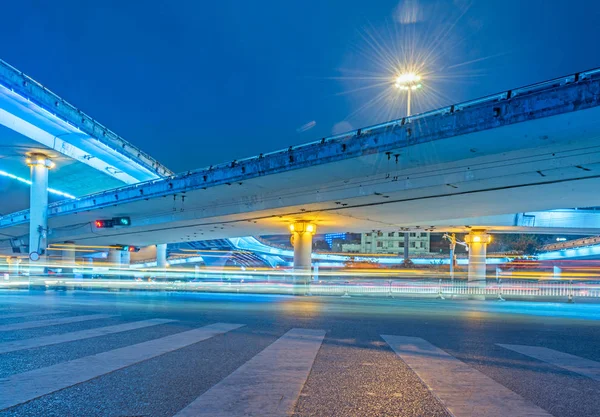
[3,69,600,250]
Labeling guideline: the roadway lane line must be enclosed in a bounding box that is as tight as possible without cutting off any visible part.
[498,344,600,382]
[381,335,552,417]
[0,318,176,354]
[0,311,60,320]
[0,322,244,410]
[0,314,114,331]
[175,328,326,417]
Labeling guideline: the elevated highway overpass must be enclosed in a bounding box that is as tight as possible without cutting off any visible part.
[4,65,600,282]
[0,59,172,211]
[0,58,171,259]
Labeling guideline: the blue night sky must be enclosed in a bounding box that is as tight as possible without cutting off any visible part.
[1,0,599,172]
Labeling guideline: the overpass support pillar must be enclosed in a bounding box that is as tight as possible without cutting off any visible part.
[465,230,491,298]
[119,250,131,282]
[121,251,131,269]
[108,248,121,268]
[290,222,315,292]
[27,154,53,267]
[156,244,167,268]
[61,242,76,278]
[61,242,76,266]
[7,256,21,280]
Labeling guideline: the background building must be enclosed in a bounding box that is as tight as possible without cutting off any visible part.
[340,232,431,255]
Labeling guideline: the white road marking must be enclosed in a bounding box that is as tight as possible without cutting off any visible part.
[175,328,326,417]
[498,344,600,382]
[0,318,176,354]
[0,314,114,331]
[0,311,60,320]
[382,335,552,417]
[0,322,243,410]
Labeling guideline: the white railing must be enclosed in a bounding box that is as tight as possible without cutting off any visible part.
[5,276,599,300]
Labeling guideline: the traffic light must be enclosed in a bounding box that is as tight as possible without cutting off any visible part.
[95,219,114,228]
[122,245,139,252]
[114,245,140,252]
[94,217,131,228]
[113,216,131,226]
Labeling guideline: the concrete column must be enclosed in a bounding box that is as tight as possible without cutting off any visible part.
[290,222,315,293]
[121,250,131,268]
[27,154,53,265]
[7,256,21,280]
[85,257,94,278]
[60,241,76,278]
[291,222,315,272]
[465,230,491,288]
[108,248,121,267]
[61,242,76,266]
[156,244,167,268]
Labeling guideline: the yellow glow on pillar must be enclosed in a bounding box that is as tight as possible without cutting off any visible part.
[290,222,317,235]
[26,156,54,169]
[465,232,491,245]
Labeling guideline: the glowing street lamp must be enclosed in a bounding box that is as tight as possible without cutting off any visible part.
[394,72,422,116]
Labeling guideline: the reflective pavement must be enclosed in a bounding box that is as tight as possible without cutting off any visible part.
[0,291,599,416]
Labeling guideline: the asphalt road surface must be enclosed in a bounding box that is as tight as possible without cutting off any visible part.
[0,290,599,417]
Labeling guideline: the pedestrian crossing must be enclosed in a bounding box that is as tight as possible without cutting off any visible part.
[0,322,244,410]
[0,313,114,331]
[498,343,600,382]
[0,318,176,354]
[0,310,61,320]
[175,328,325,417]
[382,335,552,417]
[1,311,599,416]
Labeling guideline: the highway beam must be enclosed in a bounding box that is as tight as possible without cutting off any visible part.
[3,67,600,229]
[0,59,172,181]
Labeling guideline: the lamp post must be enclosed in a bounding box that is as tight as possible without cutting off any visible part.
[395,73,422,266]
[394,73,422,117]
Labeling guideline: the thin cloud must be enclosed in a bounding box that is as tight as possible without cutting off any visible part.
[296,120,316,133]
[332,121,353,135]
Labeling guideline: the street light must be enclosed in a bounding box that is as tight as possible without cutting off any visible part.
[394,72,422,116]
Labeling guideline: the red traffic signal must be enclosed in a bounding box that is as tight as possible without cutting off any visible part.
[95,219,114,228]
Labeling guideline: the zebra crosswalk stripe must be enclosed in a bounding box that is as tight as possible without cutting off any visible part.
[0,314,116,332]
[0,322,244,410]
[0,318,176,354]
[498,344,600,382]
[175,328,325,417]
[0,311,61,320]
[381,335,552,417]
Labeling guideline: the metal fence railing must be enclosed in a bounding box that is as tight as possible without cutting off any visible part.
[310,279,600,299]
[4,276,600,301]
